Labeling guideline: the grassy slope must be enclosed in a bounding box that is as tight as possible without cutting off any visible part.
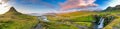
[47,10,120,29]
[103,12,120,29]
[46,11,97,29]
[43,22,78,29]
[48,11,96,21]
[0,14,38,29]
[103,5,120,29]
[0,7,38,29]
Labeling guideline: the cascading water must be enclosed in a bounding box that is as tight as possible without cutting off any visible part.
[97,18,104,29]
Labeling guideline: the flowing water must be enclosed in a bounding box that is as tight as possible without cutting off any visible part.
[97,18,104,29]
[34,16,49,29]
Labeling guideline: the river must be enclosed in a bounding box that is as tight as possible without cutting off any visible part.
[34,16,106,29]
[34,16,49,29]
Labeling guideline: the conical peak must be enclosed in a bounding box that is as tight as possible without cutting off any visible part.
[8,7,18,12]
[4,7,21,15]
[10,7,15,9]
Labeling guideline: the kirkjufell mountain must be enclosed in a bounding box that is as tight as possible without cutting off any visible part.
[1,0,120,29]
[3,7,22,15]
[0,7,37,29]
[0,6,120,29]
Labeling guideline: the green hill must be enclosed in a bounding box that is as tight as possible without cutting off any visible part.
[104,5,120,12]
[45,5,120,29]
[103,5,120,29]
[45,11,97,29]
[1,5,120,29]
[0,7,38,29]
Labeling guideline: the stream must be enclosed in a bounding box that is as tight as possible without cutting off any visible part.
[34,16,105,29]
[38,16,49,22]
[34,16,49,29]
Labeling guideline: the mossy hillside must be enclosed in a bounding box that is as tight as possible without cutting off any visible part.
[0,7,38,29]
[46,11,96,29]
[102,5,120,29]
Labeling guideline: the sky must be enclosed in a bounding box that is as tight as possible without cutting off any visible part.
[0,0,120,14]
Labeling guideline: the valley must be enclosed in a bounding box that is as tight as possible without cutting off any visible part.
[0,5,120,29]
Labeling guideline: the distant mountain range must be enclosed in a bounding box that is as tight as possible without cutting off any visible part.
[21,5,120,16]
[103,5,120,11]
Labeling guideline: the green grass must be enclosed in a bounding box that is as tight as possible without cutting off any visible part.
[0,7,38,29]
[1,6,120,29]
[102,9,120,29]
[70,15,95,22]
[74,22,92,27]
[46,12,96,29]
[40,22,78,29]
[0,14,38,29]
[49,24,78,29]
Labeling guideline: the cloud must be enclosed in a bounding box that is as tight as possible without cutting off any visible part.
[0,0,10,7]
[60,0,98,10]
[0,0,9,4]
[0,0,11,14]
[109,0,120,7]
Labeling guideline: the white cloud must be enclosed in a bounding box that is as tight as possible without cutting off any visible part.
[0,0,10,14]
[60,0,98,10]
[109,0,120,7]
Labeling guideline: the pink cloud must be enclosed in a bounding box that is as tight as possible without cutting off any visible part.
[60,0,98,10]
[0,0,9,4]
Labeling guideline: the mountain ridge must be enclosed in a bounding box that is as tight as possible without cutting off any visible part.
[104,5,120,11]
[3,7,22,15]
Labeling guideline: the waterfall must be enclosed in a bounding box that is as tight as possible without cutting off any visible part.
[97,18,104,29]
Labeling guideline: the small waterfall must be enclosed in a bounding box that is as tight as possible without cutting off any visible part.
[97,17,104,29]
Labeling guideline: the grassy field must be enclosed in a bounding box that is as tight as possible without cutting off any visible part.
[0,7,38,29]
[46,10,120,29]
[0,14,38,29]
[46,11,97,29]
[41,22,78,29]
[0,6,120,29]
[101,5,120,29]
[103,12,120,29]
[74,22,92,27]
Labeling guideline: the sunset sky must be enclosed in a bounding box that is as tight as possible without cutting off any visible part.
[0,0,120,14]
